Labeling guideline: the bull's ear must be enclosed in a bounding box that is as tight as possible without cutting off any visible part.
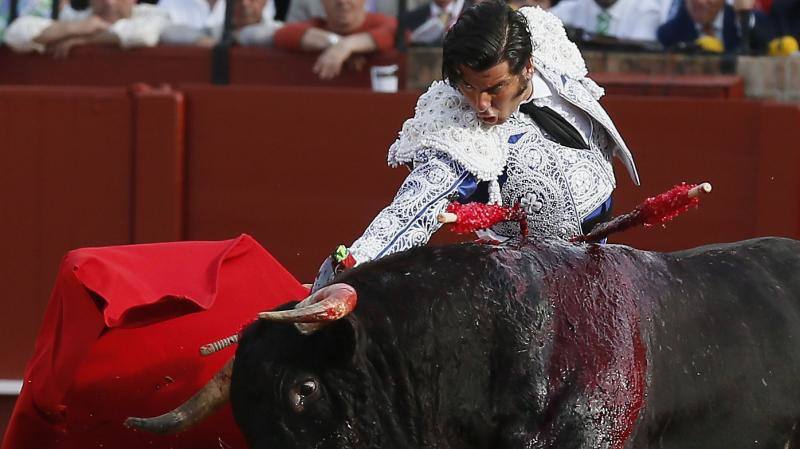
[309,317,360,366]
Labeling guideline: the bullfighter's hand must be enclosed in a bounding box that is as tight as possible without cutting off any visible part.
[313,43,350,80]
[311,255,336,293]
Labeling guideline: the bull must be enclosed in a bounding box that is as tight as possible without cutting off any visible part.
[127,236,800,449]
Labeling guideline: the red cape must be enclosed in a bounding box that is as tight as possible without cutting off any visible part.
[2,235,308,449]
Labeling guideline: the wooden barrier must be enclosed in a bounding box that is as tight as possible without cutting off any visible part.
[0,45,746,98]
[130,85,186,243]
[0,87,134,379]
[178,85,417,280]
[0,46,405,89]
[229,47,407,89]
[0,46,212,86]
[593,73,745,99]
[604,97,800,250]
[1,84,799,388]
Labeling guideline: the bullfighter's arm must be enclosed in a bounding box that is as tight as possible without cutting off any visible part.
[311,150,473,291]
[348,150,472,263]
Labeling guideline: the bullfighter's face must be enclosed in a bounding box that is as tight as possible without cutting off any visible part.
[457,59,533,126]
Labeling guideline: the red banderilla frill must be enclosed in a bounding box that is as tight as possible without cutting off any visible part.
[574,182,713,244]
[437,202,529,237]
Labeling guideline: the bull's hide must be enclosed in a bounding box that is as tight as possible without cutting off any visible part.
[231,237,800,449]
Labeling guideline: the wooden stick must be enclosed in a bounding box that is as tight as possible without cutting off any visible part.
[688,182,712,198]
[437,212,458,224]
[199,333,239,356]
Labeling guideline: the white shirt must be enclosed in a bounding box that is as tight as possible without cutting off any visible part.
[158,0,225,29]
[429,0,463,28]
[549,0,667,42]
[4,4,169,52]
[409,0,464,43]
[694,7,725,40]
[157,0,282,46]
[157,0,274,30]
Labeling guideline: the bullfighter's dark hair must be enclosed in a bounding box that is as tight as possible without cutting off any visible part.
[442,0,532,87]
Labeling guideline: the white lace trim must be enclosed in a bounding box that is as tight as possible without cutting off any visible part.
[387,7,614,192]
[387,81,523,190]
[519,7,589,81]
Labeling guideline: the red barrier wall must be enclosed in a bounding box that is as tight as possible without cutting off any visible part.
[0,46,737,98]
[131,85,186,243]
[593,73,745,99]
[604,97,800,250]
[0,47,212,86]
[1,85,799,387]
[229,47,407,89]
[0,46,405,89]
[179,85,418,280]
[0,87,134,378]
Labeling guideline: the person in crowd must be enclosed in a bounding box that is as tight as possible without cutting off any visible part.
[284,0,395,24]
[657,0,776,53]
[770,0,800,44]
[398,0,468,45]
[4,0,168,56]
[158,0,283,46]
[507,0,559,10]
[549,0,669,42]
[273,0,396,79]
[0,0,51,40]
[311,1,639,290]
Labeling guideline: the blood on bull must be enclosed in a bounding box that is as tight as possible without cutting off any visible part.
[127,236,800,449]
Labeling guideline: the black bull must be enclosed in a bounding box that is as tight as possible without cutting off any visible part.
[131,237,800,449]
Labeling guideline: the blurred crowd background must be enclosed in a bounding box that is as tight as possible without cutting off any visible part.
[1,0,799,79]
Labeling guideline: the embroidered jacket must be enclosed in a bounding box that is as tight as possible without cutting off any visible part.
[348,6,639,265]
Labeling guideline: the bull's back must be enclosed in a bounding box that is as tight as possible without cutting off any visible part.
[634,237,800,449]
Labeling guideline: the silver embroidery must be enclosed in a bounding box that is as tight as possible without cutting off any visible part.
[349,152,465,263]
[351,7,637,262]
[490,122,615,240]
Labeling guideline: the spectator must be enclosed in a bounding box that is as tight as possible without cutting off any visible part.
[657,0,776,53]
[285,0,396,24]
[507,0,559,9]
[0,0,51,40]
[4,0,168,56]
[771,0,800,39]
[158,0,283,46]
[549,0,667,41]
[273,0,396,79]
[398,0,469,45]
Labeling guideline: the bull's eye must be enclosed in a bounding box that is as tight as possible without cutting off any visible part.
[288,378,320,413]
[300,380,317,396]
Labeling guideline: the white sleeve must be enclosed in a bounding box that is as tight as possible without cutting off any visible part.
[4,16,52,53]
[110,6,169,48]
[234,20,283,46]
[349,151,469,264]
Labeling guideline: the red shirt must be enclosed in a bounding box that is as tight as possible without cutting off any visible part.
[274,13,398,52]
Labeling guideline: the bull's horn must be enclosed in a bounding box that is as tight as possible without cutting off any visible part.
[258,283,357,335]
[124,357,233,434]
